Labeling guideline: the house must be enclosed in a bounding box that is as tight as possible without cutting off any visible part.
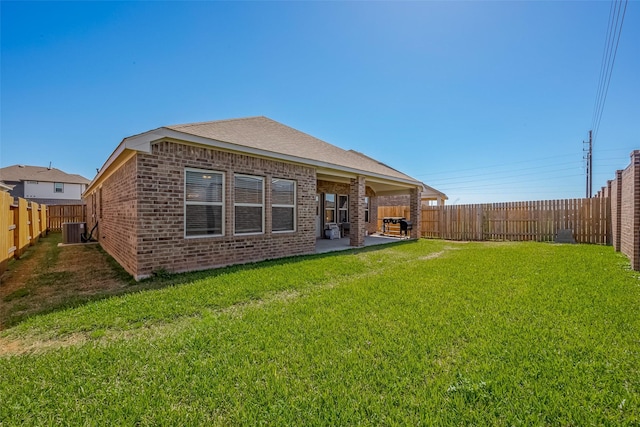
[378,183,448,208]
[0,165,90,205]
[84,116,435,280]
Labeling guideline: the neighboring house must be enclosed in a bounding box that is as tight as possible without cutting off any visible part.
[84,116,436,279]
[0,165,90,205]
[378,183,448,207]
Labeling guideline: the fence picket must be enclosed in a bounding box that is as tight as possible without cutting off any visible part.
[390,198,610,244]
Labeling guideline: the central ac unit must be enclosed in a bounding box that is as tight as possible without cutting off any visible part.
[62,222,85,244]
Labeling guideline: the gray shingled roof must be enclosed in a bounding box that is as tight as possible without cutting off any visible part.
[0,165,90,184]
[165,116,418,183]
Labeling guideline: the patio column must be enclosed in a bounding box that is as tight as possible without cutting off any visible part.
[349,175,366,247]
[410,186,421,239]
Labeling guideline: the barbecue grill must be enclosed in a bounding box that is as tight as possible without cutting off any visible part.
[400,219,413,236]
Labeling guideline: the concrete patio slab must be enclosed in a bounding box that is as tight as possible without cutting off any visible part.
[315,234,410,254]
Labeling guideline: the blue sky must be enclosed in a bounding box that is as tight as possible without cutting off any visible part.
[1,1,638,204]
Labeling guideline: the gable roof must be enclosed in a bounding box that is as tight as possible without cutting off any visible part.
[164,117,417,182]
[88,116,436,195]
[0,165,90,184]
[421,183,448,200]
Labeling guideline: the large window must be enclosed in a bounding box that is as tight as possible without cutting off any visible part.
[235,174,264,234]
[272,178,296,232]
[325,193,336,223]
[338,195,348,223]
[185,169,224,237]
[54,182,64,193]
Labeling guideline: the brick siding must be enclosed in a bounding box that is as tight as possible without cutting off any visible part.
[606,151,640,270]
[317,180,377,235]
[87,141,318,279]
[86,156,139,276]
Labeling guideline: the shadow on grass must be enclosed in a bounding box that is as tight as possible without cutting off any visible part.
[2,236,416,329]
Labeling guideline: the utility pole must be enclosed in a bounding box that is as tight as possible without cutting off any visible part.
[583,130,593,198]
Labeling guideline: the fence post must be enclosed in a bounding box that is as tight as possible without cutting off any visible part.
[476,205,483,241]
[14,197,29,258]
[0,192,14,273]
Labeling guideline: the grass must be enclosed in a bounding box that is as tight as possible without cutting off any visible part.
[1,240,639,425]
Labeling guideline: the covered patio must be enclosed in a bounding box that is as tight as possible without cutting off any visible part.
[315,234,410,254]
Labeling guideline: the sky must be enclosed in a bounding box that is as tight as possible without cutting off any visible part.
[1,1,639,204]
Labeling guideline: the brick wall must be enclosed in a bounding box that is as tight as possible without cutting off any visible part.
[128,141,319,279]
[620,151,640,269]
[378,194,410,207]
[608,151,640,270]
[317,180,377,235]
[610,171,622,251]
[85,156,139,276]
[349,176,366,247]
[409,187,421,239]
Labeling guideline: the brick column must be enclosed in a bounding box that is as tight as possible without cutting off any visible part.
[409,187,421,239]
[606,179,613,246]
[631,151,640,270]
[349,176,366,247]
[611,171,622,251]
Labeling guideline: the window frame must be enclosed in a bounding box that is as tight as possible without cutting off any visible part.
[234,174,265,236]
[271,178,296,233]
[324,193,336,224]
[338,194,349,223]
[184,168,225,238]
[364,196,370,223]
[54,182,64,193]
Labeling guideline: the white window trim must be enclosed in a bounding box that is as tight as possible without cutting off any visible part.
[234,174,265,236]
[325,193,336,224]
[338,194,349,223]
[54,182,64,193]
[184,167,225,238]
[272,178,296,234]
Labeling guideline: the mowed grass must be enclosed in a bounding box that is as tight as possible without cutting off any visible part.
[1,240,639,425]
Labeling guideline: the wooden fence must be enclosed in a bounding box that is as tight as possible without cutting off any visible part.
[1,193,48,274]
[377,198,611,244]
[47,204,86,231]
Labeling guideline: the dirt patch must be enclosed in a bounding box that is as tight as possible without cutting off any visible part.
[419,251,446,260]
[0,233,131,330]
[0,333,89,356]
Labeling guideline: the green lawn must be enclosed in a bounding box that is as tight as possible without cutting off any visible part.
[1,240,639,425]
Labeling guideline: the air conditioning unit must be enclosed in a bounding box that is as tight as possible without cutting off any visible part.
[62,222,85,244]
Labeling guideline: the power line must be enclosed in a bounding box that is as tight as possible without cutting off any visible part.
[591,0,629,144]
[413,152,577,178]
[426,163,583,187]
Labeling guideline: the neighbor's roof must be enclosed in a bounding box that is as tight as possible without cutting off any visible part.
[0,165,90,184]
[164,117,418,183]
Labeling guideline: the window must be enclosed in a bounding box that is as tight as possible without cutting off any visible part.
[338,195,348,223]
[185,169,224,237]
[364,196,370,223]
[54,182,64,193]
[272,178,296,232]
[235,174,264,234]
[325,193,336,223]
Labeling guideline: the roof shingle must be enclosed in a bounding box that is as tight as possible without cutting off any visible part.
[0,165,90,184]
[165,116,418,183]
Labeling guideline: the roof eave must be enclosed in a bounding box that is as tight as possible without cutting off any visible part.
[85,127,424,195]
